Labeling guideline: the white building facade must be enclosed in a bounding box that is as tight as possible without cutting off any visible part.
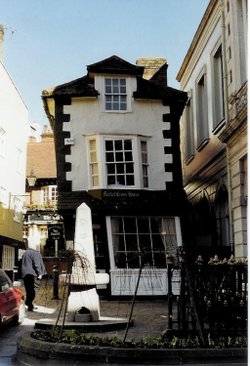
[177,0,247,259]
[0,25,29,276]
[43,56,187,296]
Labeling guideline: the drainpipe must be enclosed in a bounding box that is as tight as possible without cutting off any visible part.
[221,0,234,255]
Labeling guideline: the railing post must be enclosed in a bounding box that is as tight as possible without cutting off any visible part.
[52,264,60,300]
[166,255,174,331]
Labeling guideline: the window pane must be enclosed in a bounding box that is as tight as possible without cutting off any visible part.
[126,163,134,173]
[106,152,114,162]
[90,151,97,162]
[117,164,124,173]
[93,176,99,186]
[125,151,133,161]
[105,140,113,151]
[107,164,115,174]
[124,217,136,232]
[115,140,122,150]
[108,175,116,185]
[124,140,132,150]
[117,175,125,185]
[115,152,123,161]
[126,175,134,185]
[137,218,149,232]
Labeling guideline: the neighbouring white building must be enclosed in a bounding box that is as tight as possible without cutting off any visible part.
[42,55,188,296]
[177,0,247,260]
[0,25,29,277]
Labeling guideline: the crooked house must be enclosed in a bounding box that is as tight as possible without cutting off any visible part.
[42,56,187,296]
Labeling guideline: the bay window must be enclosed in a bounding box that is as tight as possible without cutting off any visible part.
[88,135,149,189]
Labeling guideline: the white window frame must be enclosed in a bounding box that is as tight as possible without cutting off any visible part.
[102,76,132,113]
[140,140,149,188]
[105,137,135,187]
[104,77,127,112]
[106,216,182,270]
[88,139,100,188]
[41,185,58,206]
[87,135,149,190]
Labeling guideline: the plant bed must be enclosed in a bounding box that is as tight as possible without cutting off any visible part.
[17,330,248,365]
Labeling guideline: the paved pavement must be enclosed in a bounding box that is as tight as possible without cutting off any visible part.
[24,279,171,339]
[0,279,248,365]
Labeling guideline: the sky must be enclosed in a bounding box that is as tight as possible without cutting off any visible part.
[1,0,210,127]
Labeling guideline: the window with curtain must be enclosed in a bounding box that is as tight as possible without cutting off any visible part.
[110,216,178,269]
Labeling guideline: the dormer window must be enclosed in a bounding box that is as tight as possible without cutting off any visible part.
[105,78,127,111]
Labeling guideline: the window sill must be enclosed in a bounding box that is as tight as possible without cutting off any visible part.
[196,138,209,152]
[212,119,225,135]
[104,110,131,113]
[184,154,195,165]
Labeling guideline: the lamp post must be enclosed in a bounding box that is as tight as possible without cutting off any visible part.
[26,170,37,205]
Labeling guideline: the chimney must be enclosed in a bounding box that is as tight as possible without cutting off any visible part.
[0,25,4,62]
[41,125,54,141]
[136,57,168,86]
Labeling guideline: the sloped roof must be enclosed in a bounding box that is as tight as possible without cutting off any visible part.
[26,135,56,179]
[134,76,186,102]
[42,75,98,98]
[42,55,187,106]
[87,55,144,76]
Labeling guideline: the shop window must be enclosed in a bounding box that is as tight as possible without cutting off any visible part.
[108,216,179,269]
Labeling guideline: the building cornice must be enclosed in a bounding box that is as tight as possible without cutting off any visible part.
[176,0,217,82]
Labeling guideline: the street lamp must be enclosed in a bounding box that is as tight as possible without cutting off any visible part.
[26,169,37,187]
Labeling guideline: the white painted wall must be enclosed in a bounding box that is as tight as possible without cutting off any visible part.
[63,75,170,192]
[0,61,29,202]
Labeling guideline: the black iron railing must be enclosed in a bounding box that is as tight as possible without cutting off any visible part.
[167,253,248,341]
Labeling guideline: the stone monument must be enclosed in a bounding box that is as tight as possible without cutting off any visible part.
[61,202,109,322]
